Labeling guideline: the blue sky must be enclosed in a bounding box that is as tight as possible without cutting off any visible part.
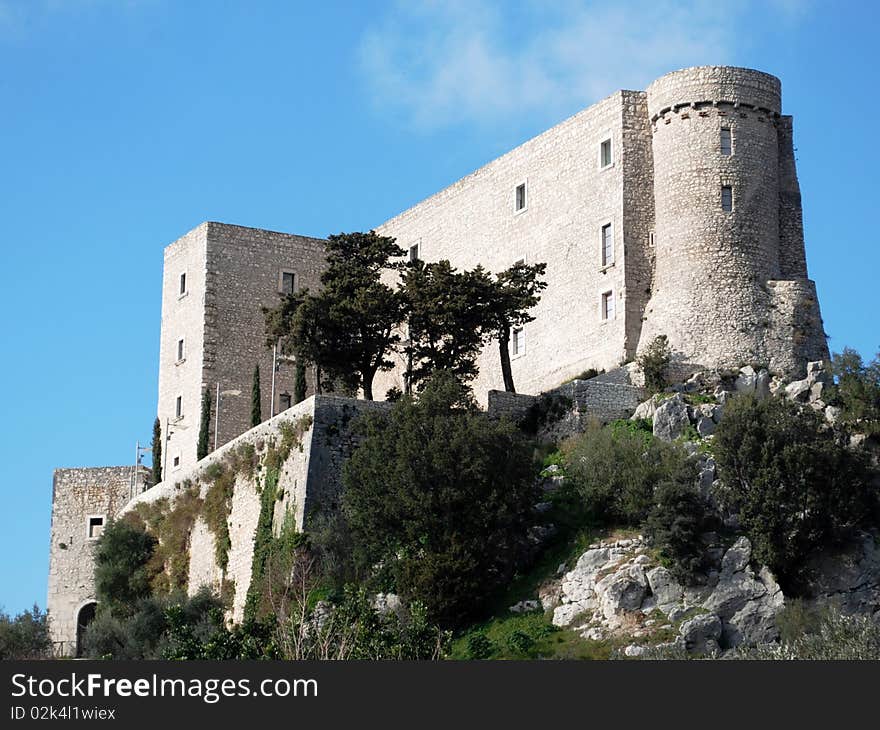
[0,0,877,615]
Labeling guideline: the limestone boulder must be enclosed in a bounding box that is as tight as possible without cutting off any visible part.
[735,366,758,394]
[721,536,752,575]
[653,394,690,441]
[679,613,722,655]
[646,566,684,607]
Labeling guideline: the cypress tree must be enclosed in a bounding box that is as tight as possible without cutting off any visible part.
[197,389,212,460]
[251,365,262,427]
[294,360,307,404]
[151,417,162,484]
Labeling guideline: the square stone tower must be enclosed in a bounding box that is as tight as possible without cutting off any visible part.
[157,222,327,473]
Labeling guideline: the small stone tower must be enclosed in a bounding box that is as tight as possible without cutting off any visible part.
[638,66,828,373]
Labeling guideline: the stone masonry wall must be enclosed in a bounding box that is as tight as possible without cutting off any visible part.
[158,222,328,476]
[47,466,148,656]
[122,395,388,622]
[375,91,634,403]
[638,66,826,376]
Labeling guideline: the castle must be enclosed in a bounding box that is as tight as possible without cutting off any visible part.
[47,66,828,655]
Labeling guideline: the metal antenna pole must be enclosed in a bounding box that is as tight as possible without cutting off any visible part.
[270,343,277,418]
[163,417,169,480]
[214,382,220,450]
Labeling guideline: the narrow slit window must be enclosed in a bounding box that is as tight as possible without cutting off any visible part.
[409,243,420,262]
[175,395,183,419]
[600,138,613,168]
[601,291,615,320]
[721,185,733,212]
[601,223,614,266]
[720,127,732,156]
[177,339,185,362]
[179,272,187,295]
[512,327,524,355]
[515,183,527,212]
[281,271,295,295]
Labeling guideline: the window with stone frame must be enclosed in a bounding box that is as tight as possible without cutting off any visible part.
[720,127,732,156]
[515,183,527,212]
[601,290,615,320]
[87,516,105,540]
[721,185,733,212]
[280,271,296,295]
[600,138,613,168]
[601,223,614,266]
[512,327,525,356]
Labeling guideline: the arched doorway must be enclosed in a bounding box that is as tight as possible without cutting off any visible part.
[75,602,97,658]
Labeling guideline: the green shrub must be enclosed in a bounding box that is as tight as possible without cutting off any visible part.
[713,395,875,584]
[637,335,672,393]
[0,605,52,660]
[465,632,494,659]
[342,371,537,627]
[94,519,159,616]
[732,609,880,660]
[646,481,709,584]
[562,421,695,526]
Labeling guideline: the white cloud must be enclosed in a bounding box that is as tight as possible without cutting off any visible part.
[358,0,808,130]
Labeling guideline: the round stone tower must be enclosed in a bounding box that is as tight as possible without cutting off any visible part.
[638,66,824,375]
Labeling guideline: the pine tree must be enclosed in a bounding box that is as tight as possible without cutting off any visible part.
[197,389,212,460]
[488,262,547,393]
[251,365,262,427]
[151,417,162,484]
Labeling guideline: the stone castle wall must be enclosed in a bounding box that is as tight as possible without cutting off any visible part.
[47,466,149,655]
[374,90,637,402]
[637,66,828,373]
[158,222,327,475]
[120,395,389,622]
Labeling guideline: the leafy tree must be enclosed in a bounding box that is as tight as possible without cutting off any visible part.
[263,232,406,400]
[197,389,212,460]
[562,420,695,525]
[251,365,262,427]
[403,260,495,389]
[488,261,547,392]
[318,231,407,399]
[831,347,880,435]
[151,417,162,484]
[0,605,52,659]
[713,395,875,583]
[94,519,158,616]
[638,335,672,393]
[342,371,536,626]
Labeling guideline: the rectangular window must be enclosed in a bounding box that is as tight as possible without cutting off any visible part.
[512,327,524,356]
[279,392,292,411]
[281,271,296,295]
[720,127,732,156]
[409,243,420,262]
[600,138,613,168]
[175,395,183,419]
[515,183,527,212]
[601,223,614,266]
[721,185,733,212]
[177,338,185,362]
[179,272,187,296]
[87,516,104,539]
[601,291,615,320]
[172,455,180,469]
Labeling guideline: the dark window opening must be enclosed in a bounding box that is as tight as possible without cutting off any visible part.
[515,183,526,211]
